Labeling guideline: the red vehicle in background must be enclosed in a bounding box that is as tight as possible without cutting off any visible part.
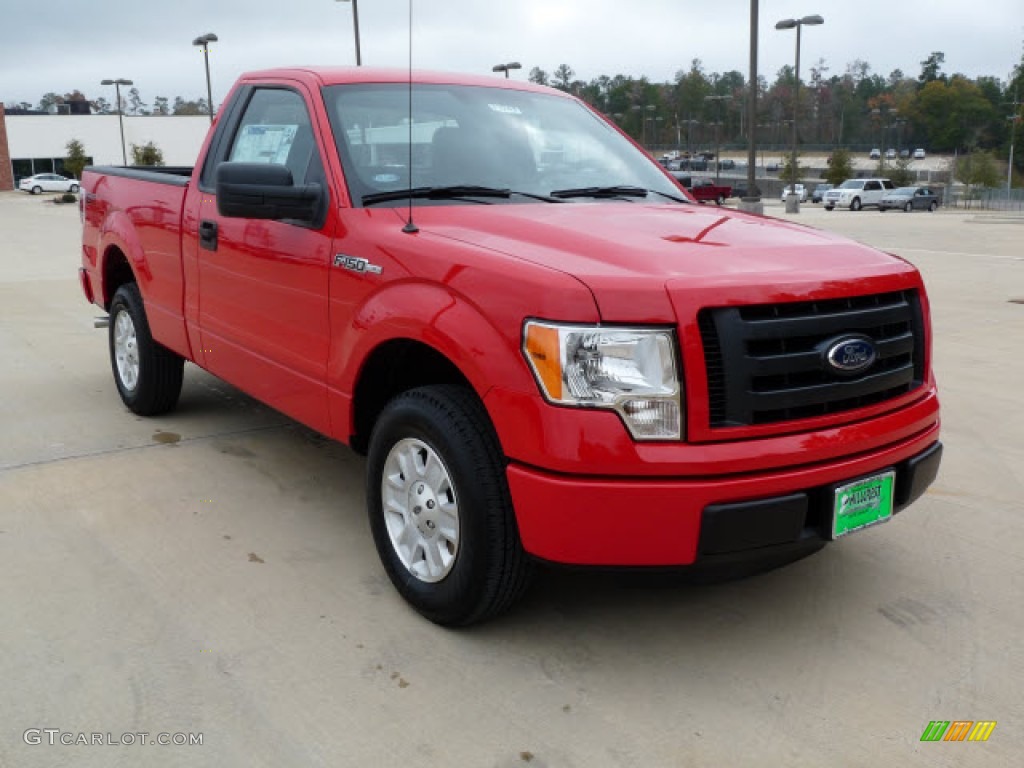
[79,67,941,625]
[671,173,733,204]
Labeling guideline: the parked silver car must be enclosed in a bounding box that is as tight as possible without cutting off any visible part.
[18,173,80,195]
[878,186,940,212]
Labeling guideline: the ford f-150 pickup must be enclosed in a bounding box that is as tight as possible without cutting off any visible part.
[80,67,942,625]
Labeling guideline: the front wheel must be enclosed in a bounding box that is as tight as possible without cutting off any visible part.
[905,202,913,213]
[108,283,184,415]
[851,197,862,211]
[824,206,834,211]
[70,184,79,193]
[929,201,938,212]
[367,385,532,626]
[715,195,724,206]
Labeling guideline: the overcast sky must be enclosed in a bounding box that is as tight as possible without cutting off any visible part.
[2,1,1022,108]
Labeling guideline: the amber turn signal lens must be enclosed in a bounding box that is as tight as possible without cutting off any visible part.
[524,323,563,401]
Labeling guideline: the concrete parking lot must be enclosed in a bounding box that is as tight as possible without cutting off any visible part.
[1,190,1021,767]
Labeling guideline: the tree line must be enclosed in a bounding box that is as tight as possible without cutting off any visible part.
[529,48,1024,177]
[5,88,210,116]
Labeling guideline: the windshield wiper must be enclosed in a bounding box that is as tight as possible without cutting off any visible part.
[363,185,510,205]
[550,185,650,200]
[648,188,690,204]
[550,185,691,204]
[362,185,563,206]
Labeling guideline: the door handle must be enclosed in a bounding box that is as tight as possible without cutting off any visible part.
[199,219,218,251]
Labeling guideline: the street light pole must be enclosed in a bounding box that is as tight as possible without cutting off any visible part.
[775,14,823,213]
[336,0,362,65]
[705,95,731,183]
[100,78,133,165]
[743,0,761,209]
[191,33,218,123]
[491,62,522,79]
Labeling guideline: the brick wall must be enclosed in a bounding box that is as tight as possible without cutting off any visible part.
[0,106,13,190]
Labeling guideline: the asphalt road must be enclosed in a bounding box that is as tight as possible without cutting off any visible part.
[1,191,1021,767]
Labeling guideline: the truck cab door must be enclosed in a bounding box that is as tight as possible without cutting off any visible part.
[193,84,334,434]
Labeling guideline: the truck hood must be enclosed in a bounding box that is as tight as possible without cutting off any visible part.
[406,202,917,322]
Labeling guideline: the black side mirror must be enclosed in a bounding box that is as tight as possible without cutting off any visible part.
[215,162,322,223]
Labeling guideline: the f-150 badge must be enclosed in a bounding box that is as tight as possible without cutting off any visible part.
[334,254,382,274]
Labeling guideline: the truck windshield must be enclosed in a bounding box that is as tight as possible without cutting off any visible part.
[322,83,684,207]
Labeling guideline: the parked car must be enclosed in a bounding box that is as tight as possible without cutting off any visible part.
[885,148,897,159]
[869,148,881,159]
[781,184,808,203]
[878,186,940,212]
[811,183,834,203]
[730,183,762,199]
[913,148,926,159]
[899,149,910,158]
[672,174,732,204]
[19,173,80,195]
[824,178,895,211]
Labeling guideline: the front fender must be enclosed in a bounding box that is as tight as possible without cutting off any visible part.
[331,279,536,401]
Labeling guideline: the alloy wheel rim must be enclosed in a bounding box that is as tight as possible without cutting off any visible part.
[381,437,460,583]
[113,310,140,391]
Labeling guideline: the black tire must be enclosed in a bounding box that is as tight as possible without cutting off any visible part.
[108,283,184,416]
[715,195,724,205]
[366,385,532,626]
[851,197,862,211]
[879,206,887,212]
[31,185,42,195]
[824,206,834,211]
[929,201,938,212]
[905,202,913,213]
[70,184,79,193]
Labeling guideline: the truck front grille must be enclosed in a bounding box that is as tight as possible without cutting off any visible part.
[698,290,925,428]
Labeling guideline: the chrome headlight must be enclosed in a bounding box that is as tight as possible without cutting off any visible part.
[523,321,682,440]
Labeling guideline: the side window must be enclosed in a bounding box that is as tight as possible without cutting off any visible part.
[226,88,321,186]
[865,181,880,191]
[882,180,895,190]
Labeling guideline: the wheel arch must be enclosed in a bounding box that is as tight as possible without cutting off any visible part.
[97,212,150,309]
[101,246,136,310]
[348,338,479,454]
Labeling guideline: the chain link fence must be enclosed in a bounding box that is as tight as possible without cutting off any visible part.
[944,187,1024,212]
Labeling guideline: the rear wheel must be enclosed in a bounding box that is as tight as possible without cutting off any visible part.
[929,201,938,212]
[70,184,79,194]
[367,385,532,625]
[108,283,184,415]
[904,202,913,212]
[715,195,724,205]
[851,197,862,211]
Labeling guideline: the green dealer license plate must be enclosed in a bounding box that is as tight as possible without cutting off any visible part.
[832,471,895,539]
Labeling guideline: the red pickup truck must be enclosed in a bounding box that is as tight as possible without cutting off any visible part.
[671,173,732,204]
[80,67,941,625]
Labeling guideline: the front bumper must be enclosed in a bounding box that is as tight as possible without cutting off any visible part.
[507,425,941,567]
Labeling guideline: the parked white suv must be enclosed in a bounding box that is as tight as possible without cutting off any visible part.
[824,178,895,211]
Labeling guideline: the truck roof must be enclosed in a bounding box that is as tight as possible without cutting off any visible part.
[236,66,560,94]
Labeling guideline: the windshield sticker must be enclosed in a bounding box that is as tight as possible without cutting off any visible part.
[230,124,298,164]
[488,104,522,115]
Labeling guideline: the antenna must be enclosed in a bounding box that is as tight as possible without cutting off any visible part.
[401,0,418,234]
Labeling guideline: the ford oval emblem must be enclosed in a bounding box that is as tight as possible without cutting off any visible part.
[825,336,877,374]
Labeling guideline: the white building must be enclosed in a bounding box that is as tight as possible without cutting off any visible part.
[3,113,211,186]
